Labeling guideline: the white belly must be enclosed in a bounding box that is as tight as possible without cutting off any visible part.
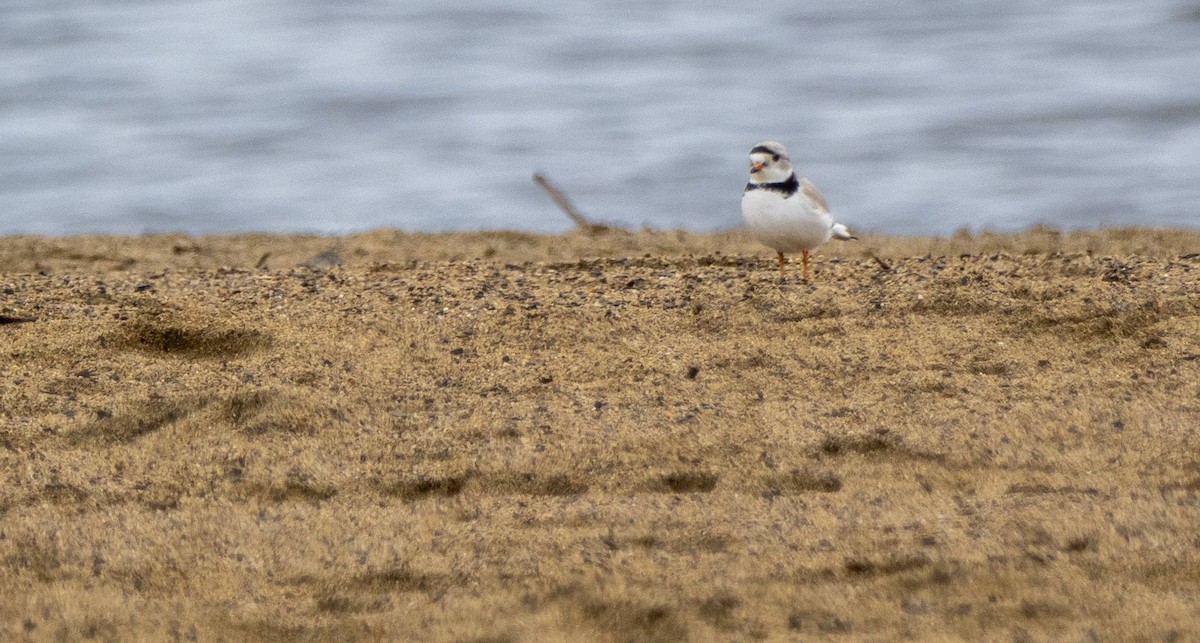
[741,190,833,253]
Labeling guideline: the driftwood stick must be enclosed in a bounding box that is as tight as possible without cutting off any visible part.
[533,173,592,229]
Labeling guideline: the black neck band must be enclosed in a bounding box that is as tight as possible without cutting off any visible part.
[745,173,798,197]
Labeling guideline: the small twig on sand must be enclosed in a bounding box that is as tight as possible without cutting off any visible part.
[532,173,610,234]
[871,254,893,271]
[0,315,35,325]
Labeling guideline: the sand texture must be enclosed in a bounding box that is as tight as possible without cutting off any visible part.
[2,227,1200,641]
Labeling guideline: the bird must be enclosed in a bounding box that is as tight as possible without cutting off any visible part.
[741,140,856,281]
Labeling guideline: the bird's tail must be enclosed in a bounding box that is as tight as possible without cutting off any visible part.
[831,223,857,241]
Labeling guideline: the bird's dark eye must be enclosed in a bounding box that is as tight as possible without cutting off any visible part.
[772,154,780,161]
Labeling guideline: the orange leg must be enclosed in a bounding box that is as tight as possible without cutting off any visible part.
[777,251,786,281]
[802,249,810,282]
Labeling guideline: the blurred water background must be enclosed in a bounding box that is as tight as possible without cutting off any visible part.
[2,0,1199,236]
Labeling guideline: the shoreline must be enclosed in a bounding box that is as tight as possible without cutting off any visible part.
[2,226,1199,640]
[2,226,1199,276]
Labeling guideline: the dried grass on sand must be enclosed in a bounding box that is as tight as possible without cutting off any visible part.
[2,227,1199,641]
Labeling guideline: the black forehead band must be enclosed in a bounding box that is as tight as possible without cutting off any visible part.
[750,145,782,157]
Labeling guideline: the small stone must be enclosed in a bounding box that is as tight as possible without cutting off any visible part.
[304,249,343,270]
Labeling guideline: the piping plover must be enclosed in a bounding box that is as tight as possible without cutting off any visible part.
[741,140,855,281]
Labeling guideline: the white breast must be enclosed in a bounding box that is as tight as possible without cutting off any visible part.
[741,189,834,253]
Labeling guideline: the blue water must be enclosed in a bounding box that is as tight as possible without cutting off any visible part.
[2,0,1199,235]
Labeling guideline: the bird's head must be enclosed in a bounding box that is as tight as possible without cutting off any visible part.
[747,140,793,183]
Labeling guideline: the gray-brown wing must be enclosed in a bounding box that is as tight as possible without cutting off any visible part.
[800,178,829,214]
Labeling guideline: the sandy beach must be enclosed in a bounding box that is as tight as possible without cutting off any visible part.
[2,227,1199,641]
